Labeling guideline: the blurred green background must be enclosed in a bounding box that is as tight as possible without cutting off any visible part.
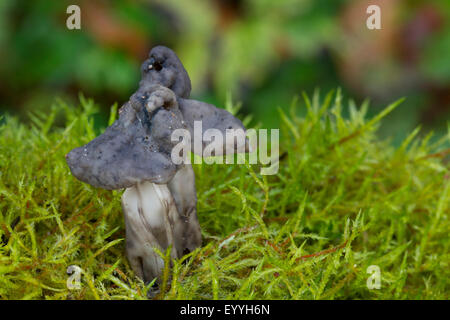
[0,0,449,144]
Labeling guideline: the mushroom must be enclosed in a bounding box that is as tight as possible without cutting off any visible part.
[66,46,247,285]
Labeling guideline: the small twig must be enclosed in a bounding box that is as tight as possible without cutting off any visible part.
[265,240,283,255]
[332,130,361,148]
[416,148,450,161]
[200,224,258,258]
[296,240,348,262]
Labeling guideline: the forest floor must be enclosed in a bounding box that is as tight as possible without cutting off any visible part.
[0,91,448,299]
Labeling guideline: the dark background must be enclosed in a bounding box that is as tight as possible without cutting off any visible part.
[0,0,449,144]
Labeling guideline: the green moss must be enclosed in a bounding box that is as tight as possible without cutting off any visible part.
[0,91,448,300]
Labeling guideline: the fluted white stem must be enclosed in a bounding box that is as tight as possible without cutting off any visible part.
[122,181,177,281]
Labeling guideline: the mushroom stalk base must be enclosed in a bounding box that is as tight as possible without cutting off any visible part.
[121,165,202,283]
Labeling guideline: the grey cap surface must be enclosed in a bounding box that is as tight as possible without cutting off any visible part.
[66,93,186,190]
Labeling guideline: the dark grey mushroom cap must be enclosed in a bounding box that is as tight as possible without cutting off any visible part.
[66,46,248,190]
[179,98,246,133]
[178,98,247,154]
[66,94,186,190]
[139,46,191,99]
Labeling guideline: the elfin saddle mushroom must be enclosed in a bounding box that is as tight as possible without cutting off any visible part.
[66,46,247,284]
